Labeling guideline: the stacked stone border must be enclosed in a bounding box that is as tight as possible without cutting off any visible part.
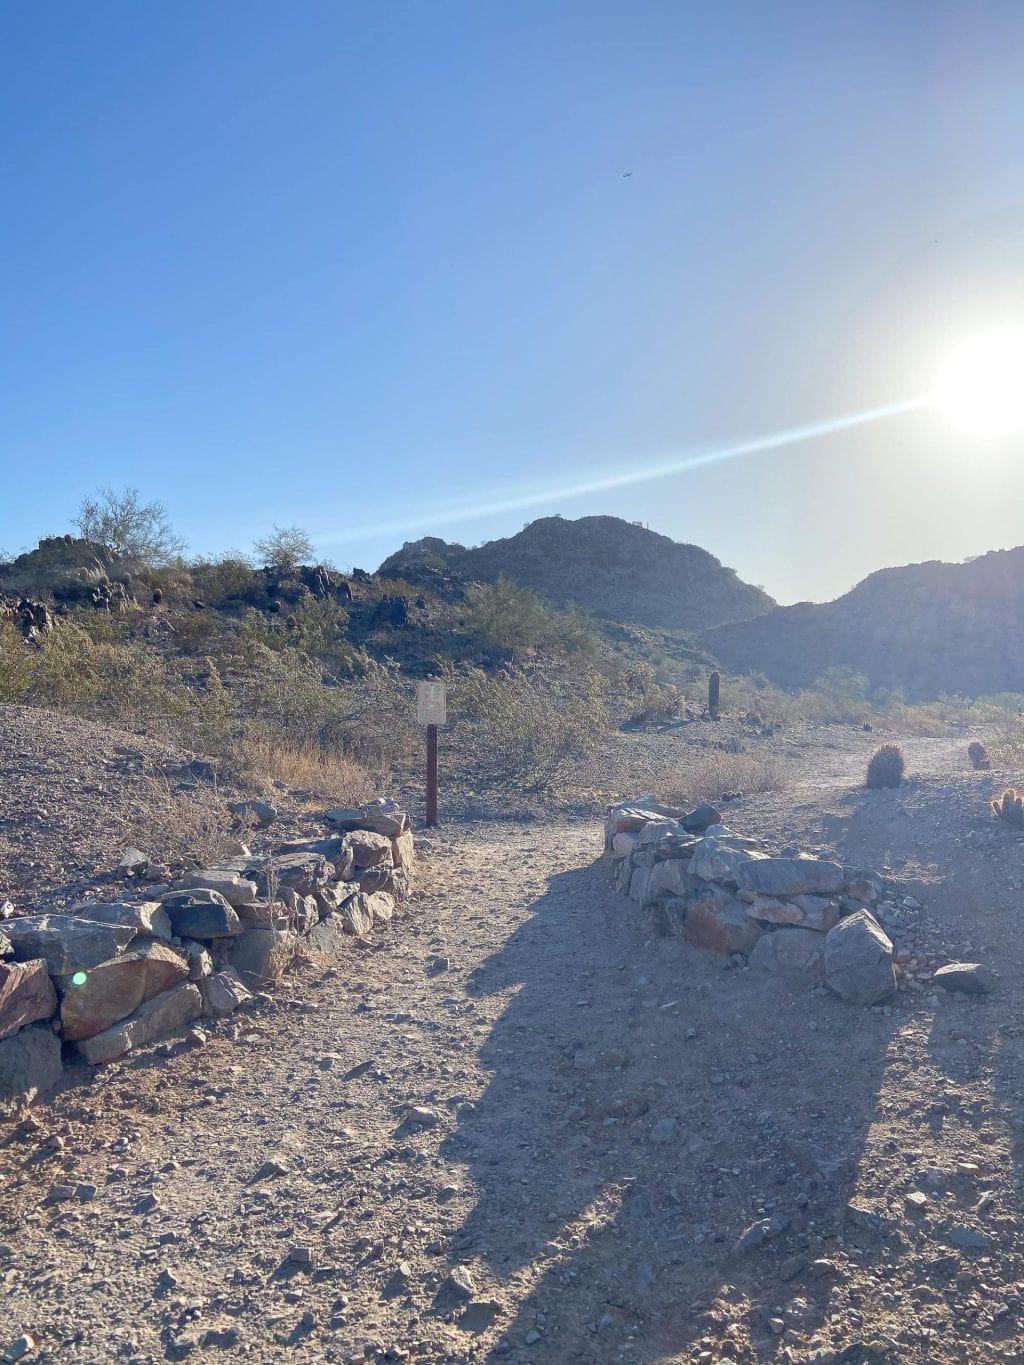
[605,795,906,1006]
[0,799,416,1117]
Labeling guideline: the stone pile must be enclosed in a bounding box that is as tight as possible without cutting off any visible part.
[605,795,899,1006]
[0,798,416,1116]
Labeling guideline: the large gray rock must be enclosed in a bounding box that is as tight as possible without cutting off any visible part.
[341,830,394,870]
[647,858,693,899]
[0,960,58,1041]
[392,830,415,870]
[824,910,895,1004]
[3,915,136,980]
[229,927,297,984]
[174,870,258,907]
[689,838,757,885]
[365,891,395,926]
[747,894,840,933]
[736,857,845,898]
[75,982,203,1064]
[60,941,189,1041]
[160,889,241,940]
[0,1024,63,1117]
[262,851,333,897]
[74,901,173,941]
[749,928,826,981]
[326,800,408,838]
[339,894,374,937]
[229,799,278,827]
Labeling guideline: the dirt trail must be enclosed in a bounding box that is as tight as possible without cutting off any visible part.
[3,739,1024,1364]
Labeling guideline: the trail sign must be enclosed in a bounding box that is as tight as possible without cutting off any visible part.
[416,682,446,826]
[416,681,446,726]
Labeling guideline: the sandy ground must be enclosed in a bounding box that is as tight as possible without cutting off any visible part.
[2,723,1024,1364]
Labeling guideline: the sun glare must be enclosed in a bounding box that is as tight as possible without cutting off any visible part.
[931,326,1024,437]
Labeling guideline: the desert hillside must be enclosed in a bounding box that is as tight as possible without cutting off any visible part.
[378,515,776,632]
[703,546,1024,700]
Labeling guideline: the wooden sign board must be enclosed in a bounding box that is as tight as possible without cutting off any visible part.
[416,681,446,727]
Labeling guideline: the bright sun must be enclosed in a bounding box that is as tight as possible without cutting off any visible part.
[931,325,1024,437]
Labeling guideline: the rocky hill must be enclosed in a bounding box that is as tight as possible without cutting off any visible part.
[377,515,776,632]
[703,545,1024,699]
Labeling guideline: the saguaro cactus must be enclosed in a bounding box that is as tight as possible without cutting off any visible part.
[708,670,721,719]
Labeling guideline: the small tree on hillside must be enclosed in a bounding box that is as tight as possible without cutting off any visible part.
[254,525,315,570]
[75,487,185,566]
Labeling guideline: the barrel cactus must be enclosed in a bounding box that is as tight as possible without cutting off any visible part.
[992,788,1024,827]
[866,742,904,789]
[968,741,990,771]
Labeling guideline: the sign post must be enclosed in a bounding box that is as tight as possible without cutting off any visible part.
[416,682,446,828]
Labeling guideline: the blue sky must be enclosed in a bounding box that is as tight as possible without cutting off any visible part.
[2,1,1023,603]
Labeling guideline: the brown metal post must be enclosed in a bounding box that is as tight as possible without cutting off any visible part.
[425,723,438,827]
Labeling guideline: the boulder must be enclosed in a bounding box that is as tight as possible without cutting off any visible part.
[305,917,348,955]
[339,894,374,937]
[365,892,395,926]
[3,915,136,980]
[174,870,259,907]
[179,939,213,981]
[0,960,58,1041]
[749,928,826,981]
[736,857,845,899]
[605,797,687,838]
[391,830,415,870]
[788,895,842,932]
[60,941,189,1041]
[229,799,278,827]
[0,1024,63,1117]
[326,801,408,838]
[74,901,173,942]
[342,830,394,870]
[932,962,996,995]
[747,894,840,932]
[689,838,757,885]
[680,802,722,834]
[263,851,332,897]
[647,859,693,899]
[160,889,242,940]
[200,967,253,1017]
[75,982,203,1064]
[235,900,282,927]
[229,926,297,984]
[684,885,763,955]
[824,910,895,1004]
[611,832,637,859]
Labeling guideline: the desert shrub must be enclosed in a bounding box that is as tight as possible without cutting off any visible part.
[253,525,314,570]
[288,590,351,659]
[664,747,790,805]
[464,577,550,653]
[190,556,263,607]
[622,661,684,724]
[229,736,378,804]
[448,663,610,786]
[968,740,990,770]
[30,620,108,706]
[75,486,185,566]
[0,621,33,702]
[986,706,1024,767]
[169,610,223,647]
[866,742,904,789]
[798,667,870,724]
[992,788,1024,828]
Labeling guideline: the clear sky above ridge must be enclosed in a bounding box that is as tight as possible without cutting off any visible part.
[2,0,1023,604]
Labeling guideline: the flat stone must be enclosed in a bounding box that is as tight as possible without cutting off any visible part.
[262,851,333,896]
[680,802,722,833]
[747,894,804,925]
[824,910,895,1005]
[0,960,58,1041]
[947,1224,993,1251]
[3,915,136,979]
[748,928,825,981]
[229,799,278,827]
[160,890,242,940]
[0,1024,63,1117]
[736,857,845,898]
[75,982,203,1064]
[611,832,637,859]
[174,870,259,908]
[932,963,996,995]
[73,901,173,941]
[688,838,755,885]
[60,941,189,1041]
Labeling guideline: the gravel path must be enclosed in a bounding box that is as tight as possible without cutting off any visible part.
[3,731,1024,1363]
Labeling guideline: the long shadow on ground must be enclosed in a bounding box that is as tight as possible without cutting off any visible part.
[440,852,902,1362]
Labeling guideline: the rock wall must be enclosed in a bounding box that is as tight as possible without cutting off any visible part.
[0,799,416,1116]
[605,796,901,1006]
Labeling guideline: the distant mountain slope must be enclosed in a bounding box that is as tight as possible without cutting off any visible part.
[377,515,775,632]
[703,546,1024,699]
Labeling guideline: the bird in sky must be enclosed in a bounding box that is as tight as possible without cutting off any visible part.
[622,171,633,177]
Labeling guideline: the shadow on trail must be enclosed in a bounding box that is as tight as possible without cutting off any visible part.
[440,854,902,1362]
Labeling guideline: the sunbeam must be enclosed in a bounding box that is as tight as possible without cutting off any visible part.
[318,395,928,549]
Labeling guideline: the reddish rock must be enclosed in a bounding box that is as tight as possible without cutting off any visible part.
[0,960,58,1041]
[684,887,763,955]
[60,942,189,1041]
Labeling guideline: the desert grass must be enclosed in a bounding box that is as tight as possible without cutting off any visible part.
[664,746,791,806]
[232,736,380,804]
